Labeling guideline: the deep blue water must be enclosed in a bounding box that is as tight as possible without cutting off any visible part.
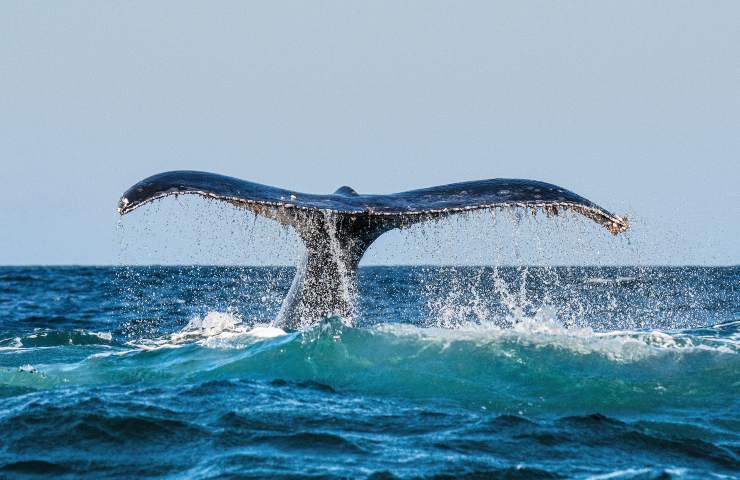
[0,266,738,479]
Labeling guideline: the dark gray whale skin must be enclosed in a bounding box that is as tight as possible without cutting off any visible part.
[119,171,628,329]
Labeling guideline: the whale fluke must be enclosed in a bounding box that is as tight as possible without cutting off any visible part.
[118,170,628,328]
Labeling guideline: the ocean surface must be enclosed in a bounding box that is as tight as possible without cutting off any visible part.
[0,265,738,479]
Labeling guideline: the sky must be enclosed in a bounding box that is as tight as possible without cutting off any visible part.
[0,1,738,265]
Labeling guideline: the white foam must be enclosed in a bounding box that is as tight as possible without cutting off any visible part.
[0,337,23,351]
[182,311,242,336]
[91,331,113,342]
[247,326,287,338]
[131,311,287,350]
[584,276,638,285]
[372,313,738,363]
[586,468,654,480]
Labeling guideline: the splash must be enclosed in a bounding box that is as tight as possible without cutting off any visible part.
[136,311,287,349]
[114,195,727,339]
[321,211,355,323]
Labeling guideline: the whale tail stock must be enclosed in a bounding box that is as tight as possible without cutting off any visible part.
[118,170,628,329]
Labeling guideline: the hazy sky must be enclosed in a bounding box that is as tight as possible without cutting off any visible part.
[1,1,738,265]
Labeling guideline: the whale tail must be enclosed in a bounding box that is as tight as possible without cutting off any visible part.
[118,170,628,329]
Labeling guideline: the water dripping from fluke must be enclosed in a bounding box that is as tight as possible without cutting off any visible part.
[117,170,628,330]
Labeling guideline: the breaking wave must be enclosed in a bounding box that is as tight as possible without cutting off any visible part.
[3,314,738,416]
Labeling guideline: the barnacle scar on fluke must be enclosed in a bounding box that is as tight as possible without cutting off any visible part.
[118,171,629,329]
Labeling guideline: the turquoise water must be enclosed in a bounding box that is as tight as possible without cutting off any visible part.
[0,266,738,478]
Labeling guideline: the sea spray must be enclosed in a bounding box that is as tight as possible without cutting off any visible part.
[1,266,738,478]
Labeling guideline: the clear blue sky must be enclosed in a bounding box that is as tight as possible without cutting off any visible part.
[1,1,737,265]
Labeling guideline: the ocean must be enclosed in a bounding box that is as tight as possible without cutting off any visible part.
[0,265,738,479]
